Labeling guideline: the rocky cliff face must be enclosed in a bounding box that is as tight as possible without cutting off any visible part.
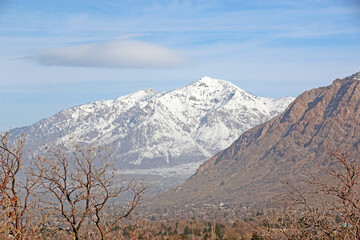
[150,72,360,207]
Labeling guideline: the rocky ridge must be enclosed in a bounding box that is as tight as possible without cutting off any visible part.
[149,72,360,207]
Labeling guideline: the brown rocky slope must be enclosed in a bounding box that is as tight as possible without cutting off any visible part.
[147,72,360,208]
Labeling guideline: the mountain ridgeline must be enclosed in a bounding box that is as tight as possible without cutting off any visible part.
[10,76,293,171]
[149,72,360,208]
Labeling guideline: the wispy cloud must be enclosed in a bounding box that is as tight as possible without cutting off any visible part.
[29,40,187,69]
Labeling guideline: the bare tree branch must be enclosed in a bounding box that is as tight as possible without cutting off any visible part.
[34,139,148,240]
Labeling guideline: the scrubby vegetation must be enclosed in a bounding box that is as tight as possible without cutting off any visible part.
[253,151,360,239]
[1,130,359,239]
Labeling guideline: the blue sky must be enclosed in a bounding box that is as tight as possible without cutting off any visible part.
[0,0,360,131]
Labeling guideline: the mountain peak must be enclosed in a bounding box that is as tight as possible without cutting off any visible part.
[185,76,245,94]
[197,76,231,85]
[149,73,360,208]
[199,76,215,82]
[10,76,294,194]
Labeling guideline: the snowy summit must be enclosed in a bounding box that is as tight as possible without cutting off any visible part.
[11,76,294,170]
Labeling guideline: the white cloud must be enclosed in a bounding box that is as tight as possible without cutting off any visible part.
[31,41,187,69]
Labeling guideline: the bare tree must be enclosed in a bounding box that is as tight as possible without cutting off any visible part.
[257,151,360,240]
[0,131,52,240]
[321,151,360,238]
[35,139,148,240]
[91,179,147,240]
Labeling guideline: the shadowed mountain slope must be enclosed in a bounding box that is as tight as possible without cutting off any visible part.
[149,72,360,208]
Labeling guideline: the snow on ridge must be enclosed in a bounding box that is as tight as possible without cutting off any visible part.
[115,88,158,102]
[352,72,360,80]
[11,76,294,171]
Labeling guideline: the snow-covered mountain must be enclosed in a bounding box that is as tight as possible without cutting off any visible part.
[11,76,293,171]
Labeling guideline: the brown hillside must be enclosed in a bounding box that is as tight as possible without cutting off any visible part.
[147,72,360,208]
